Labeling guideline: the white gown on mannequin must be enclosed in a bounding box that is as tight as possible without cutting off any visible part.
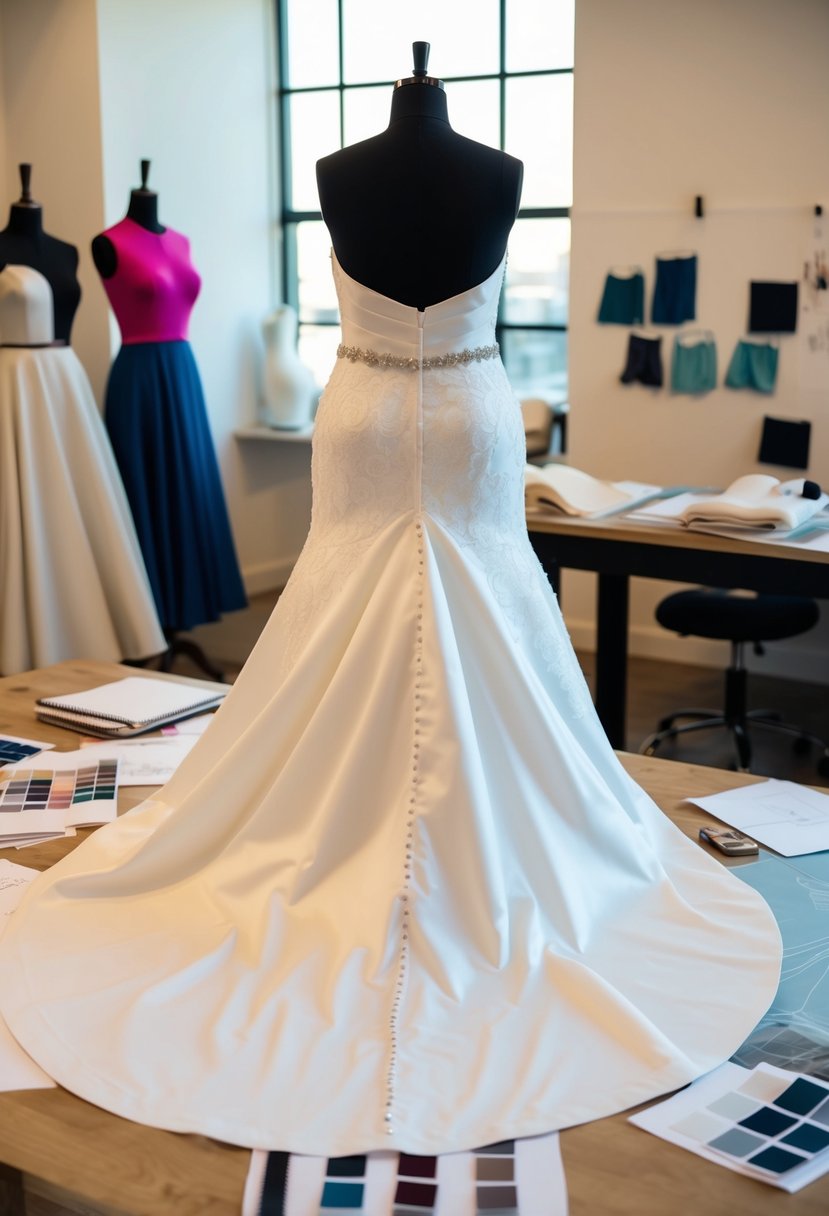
[0,264,165,673]
[0,251,781,1155]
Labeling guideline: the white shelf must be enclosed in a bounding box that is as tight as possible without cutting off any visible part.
[234,424,314,444]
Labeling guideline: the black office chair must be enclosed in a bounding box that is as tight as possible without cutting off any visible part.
[640,588,829,774]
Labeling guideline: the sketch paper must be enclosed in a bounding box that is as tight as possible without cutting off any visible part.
[687,779,829,856]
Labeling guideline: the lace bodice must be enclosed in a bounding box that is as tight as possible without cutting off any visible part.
[276,251,590,716]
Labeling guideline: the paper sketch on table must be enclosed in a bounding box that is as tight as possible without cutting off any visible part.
[0,859,38,922]
[79,735,198,785]
[0,860,56,1091]
[687,779,829,856]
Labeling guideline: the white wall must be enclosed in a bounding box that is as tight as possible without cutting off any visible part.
[568,0,829,681]
[94,0,309,593]
[0,9,7,204]
[0,0,312,595]
[0,0,109,396]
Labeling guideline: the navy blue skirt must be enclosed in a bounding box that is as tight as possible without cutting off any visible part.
[105,340,247,631]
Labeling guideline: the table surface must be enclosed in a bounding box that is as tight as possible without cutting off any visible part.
[0,660,824,1215]
[526,509,829,566]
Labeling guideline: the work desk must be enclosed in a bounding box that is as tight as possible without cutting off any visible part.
[527,512,829,748]
[0,660,824,1215]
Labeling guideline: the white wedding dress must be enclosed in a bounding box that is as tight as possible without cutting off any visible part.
[0,264,165,673]
[0,251,781,1155]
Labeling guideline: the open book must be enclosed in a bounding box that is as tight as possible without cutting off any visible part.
[678,475,829,534]
[525,463,661,518]
[36,676,229,738]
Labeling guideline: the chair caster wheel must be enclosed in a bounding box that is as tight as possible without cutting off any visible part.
[793,735,813,756]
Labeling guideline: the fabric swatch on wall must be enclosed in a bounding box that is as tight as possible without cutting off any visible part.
[725,340,779,394]
[671,332,717,394]
[757,416,811,470]
[651,254,696,325]
[749,282,798,334]
[597,269,645,325]
[620,333,663,387]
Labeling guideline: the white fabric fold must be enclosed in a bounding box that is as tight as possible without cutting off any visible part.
[0,249,781,1155]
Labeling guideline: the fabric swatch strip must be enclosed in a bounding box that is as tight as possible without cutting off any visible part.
[620,334,663,387]
[244,1133,568,1215]
[671,332,717,394]
[393,1153,438,1214]
[597,270,645,325]
[651,254,696,325]
[725,340,779,394]
[749,282,798,334]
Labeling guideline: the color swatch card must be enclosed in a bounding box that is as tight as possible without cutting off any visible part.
[631,1061,829,1191]
[0,734,54,766]
[0,750,119,846]
[243,1133,568,1216]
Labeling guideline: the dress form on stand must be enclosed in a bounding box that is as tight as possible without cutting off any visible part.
[0,163,81,342]
[0,165,165,673]
[260,304,317,429]
[316,42,523,308]
[92,160,247,681]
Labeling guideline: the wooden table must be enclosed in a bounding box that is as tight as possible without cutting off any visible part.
[0,660,825,1215]
[527,513,829,749]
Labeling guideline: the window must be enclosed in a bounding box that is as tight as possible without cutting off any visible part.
[276,0,574,402]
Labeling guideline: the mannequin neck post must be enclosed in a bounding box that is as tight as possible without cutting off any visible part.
[388,82,450,125]
[5,203,44,240]
[127,189,164,233]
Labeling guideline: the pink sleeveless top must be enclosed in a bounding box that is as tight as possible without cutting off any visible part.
[100,218,202,344]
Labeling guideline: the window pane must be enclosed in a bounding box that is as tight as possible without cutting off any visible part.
[297,222,339,324]
[288,90,341,211]
[299,324,342,391]
[506,0,575,72]
[448,79,500,149]
[502,217,569,326]
[506,74,572,207]
[343,85,391,145]
[285,0,340,88]
[501,329,568,403]
[342,0,500,84]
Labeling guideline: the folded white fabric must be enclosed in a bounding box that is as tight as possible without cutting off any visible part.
[679,475,828,533]
[525,463,660,517]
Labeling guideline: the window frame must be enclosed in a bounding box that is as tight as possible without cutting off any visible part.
[275,0,572,399]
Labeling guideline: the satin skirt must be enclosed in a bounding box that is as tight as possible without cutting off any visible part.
[105,340,247,631]
[0,347,782,1155]
[0,344,164,674]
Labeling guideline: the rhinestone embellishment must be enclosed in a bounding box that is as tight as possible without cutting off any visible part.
[337,342,499,371]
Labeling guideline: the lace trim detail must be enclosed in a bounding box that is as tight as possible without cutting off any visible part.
[337,342,499,371]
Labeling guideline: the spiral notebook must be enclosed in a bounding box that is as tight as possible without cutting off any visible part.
[36,677,228,738]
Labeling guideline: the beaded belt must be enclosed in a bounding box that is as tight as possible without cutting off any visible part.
[336,342,499,371]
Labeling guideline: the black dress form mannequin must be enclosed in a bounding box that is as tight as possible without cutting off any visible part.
[316,43,523,310]
[91,159,165,279]
[91,160,245,682]
[0,164,81,344]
